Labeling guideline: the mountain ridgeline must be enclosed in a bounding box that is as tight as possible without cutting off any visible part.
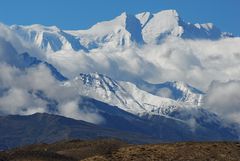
[10,10,233,52]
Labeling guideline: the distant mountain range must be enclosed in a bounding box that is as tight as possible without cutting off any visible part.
[0,9,239,149]
[0,113,159,150]
[10,10,233,52]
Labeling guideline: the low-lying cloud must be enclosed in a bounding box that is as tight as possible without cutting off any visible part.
[205,80,240,123]
[48,37,240,91]
[59,100,105,124]
[45,37,240,124]
[0,28,105,124]
[0,62,104,124]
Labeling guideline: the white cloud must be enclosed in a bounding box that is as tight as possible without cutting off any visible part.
[0,87,47,115]
[0,23,45,58]
[156,88,172,98]
[59,100,104,124]
[44,37,240,125]
[205,80,240,123]
[0,62,104,123]
[47,37,240,91]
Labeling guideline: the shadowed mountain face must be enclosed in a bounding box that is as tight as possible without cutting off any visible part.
[78,97,239,142]
[0,97,238,150]
[0,113,159,150]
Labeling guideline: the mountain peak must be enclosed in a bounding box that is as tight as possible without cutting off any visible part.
[79,72,107,81]
[136,12,153,28]
[77,73,119,90]
[136,9,231,43]
[8,9,234,52]
[138,9,181,43]
[118,12,128,19]
[77,11,144,47]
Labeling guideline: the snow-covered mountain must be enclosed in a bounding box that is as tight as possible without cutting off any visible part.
[8,10,239,91]
[60,73,239,141]
[135,80,204,106]
[10,24,88,53]
[69,12,145,49]
[63,73,204,116]
[136,10,233,43]
[10,10,233,52]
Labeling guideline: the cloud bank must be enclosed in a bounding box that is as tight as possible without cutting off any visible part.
[205,80,240,123]
[45,37,240,124]
[0,63,104,124]
[48,37,240,91]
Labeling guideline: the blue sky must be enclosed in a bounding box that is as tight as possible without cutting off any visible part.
[0,0,239,35]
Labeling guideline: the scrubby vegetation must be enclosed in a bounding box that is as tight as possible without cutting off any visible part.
[0,139,240,161]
